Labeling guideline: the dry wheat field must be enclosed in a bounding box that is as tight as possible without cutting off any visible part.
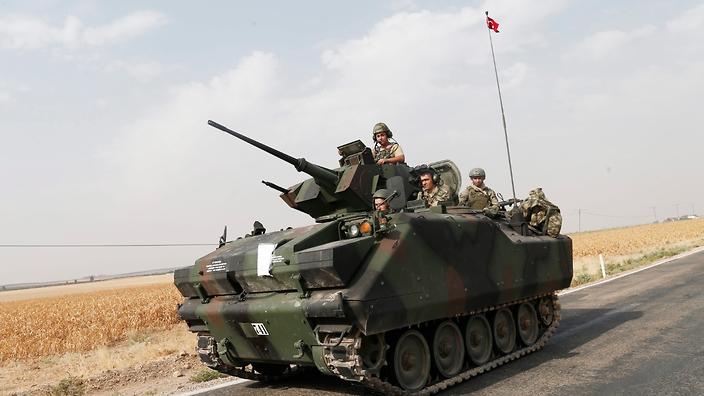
[0,282,182,362]
[569,218,704,257]
[1,219,703,364]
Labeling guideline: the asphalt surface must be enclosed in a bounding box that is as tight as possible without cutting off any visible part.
[192,249,704,396]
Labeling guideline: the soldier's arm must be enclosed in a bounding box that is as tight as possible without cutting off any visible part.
[482,189,500,216]
[379,144,405,165]
[488,189,499,205]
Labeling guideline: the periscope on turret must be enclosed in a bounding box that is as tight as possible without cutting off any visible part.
[174,120,573,393]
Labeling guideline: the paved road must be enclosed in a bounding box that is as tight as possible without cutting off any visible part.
[195,249,704,396]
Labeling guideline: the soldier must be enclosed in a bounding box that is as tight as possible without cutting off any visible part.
[520,187,562,237]
[418,168,452,207]
[459,168,499,215]
[372,122,405,165]
[373,189,392,213]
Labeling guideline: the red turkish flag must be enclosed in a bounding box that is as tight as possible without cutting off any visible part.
[486,16,500,33]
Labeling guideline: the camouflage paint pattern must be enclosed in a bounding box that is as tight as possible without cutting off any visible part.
[175,208,572,366]
[175,122,573,379]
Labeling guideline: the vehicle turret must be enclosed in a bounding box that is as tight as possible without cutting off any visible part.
[208,120,416,219]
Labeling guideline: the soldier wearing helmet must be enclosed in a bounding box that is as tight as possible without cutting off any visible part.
[459,167,499,215]
[373,188,393,213]
[371,122,405,165]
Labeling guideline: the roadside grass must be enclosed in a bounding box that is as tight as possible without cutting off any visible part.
[571,271,596,287]
[190,368,227,383]
[606,246,691,274]
[46,376,85,396]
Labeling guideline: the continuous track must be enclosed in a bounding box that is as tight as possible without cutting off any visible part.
[205,293,561,395]
[360,293,561,395]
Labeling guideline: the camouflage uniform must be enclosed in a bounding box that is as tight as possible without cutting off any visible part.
[459,184,499,212]
[421,184,452,207]
[519,188,562,237]
[373,143,404,163]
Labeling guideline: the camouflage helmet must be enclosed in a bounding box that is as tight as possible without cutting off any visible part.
[372,122,393,141]
[528,187,546,200]
[469,168,486,179]
[372,188,392,200]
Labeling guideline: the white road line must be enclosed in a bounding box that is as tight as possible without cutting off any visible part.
[560,245,704,296]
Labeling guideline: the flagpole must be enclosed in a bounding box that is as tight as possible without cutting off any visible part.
[486,11,517,202]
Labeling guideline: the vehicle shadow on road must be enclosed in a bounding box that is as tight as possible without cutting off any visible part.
[445,307,644,395]
[236,368,369,395]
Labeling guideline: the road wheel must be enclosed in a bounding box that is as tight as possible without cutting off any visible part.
[359,333,386,375]
[517,303,539,345]
[433,320,465,377]
[493,308,516,354]
[538,297,555,325]
[393,329,430,391]
[465,314,493,365]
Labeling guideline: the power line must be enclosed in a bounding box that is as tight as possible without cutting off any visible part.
[0,243,216,248]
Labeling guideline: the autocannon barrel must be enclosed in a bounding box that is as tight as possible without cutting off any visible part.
[208,120,339,187]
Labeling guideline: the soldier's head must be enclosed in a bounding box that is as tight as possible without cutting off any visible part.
[469,167,486,187]
[528,187,546,200]
[372,122,392,145]
[419,170,438,192]
[373,189,391,212]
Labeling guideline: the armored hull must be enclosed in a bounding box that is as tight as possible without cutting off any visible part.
[176,208,572,393]
[175,121,572,393]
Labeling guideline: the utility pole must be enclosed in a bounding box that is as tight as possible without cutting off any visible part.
[578,208,581,232]
[650,206,657,223]
[676,203,680,218]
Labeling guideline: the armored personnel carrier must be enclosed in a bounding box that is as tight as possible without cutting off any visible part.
[174,120,572,394]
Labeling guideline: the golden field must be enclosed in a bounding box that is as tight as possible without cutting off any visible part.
[0,219,703,365]
[568,218,704,279]
[569,218,704,257]
[0,281,182,362]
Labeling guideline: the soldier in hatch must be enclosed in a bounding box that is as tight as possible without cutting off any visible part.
[459,168,500,215]
[419,168,453,207]
[373,189,393,213]
[372,122,405,165]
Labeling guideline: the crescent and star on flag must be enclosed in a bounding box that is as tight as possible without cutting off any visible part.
[485,11,500,33]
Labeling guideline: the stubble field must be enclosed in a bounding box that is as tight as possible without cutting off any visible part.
[1,219,703,394]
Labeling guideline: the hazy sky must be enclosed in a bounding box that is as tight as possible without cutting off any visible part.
[2,0,703,284]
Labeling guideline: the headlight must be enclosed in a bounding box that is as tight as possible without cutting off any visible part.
[347,224,360,238]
